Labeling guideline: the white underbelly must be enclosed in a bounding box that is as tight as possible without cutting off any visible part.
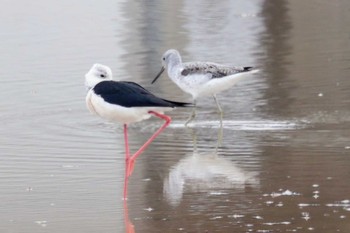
[191,72,251,99]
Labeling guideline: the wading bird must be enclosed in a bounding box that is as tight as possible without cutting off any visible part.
[85,64,192,199]
[152,49,258,126]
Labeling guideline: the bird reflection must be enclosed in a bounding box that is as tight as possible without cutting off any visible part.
[123,200,135,233]
[163,152,260,206]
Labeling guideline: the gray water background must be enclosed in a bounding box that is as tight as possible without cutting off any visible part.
[1,0,350,232]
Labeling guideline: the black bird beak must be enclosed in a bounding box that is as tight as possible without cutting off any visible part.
[151,66,165,84]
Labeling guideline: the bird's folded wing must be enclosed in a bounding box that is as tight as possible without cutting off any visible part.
[93,81,180,108]
[181,62,252,79]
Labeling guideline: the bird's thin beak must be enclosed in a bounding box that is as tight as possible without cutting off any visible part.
[151,66,165,84]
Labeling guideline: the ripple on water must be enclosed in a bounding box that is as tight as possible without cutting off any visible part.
[169,119,307,131]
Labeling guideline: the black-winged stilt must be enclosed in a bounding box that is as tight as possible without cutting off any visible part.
[152,49,258,126]
[85,63,192,199]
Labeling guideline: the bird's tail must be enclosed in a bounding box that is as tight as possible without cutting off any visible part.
[242,66,259,74]
[165,99,194,107]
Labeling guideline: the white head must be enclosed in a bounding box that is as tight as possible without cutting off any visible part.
[152,49,182,84]
[161,49,182,68]
[85,64,113,90]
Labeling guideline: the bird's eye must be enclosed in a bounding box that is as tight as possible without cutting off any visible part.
[100,74,106,78]
[162,57,165,61]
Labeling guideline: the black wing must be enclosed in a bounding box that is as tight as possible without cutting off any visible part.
[93,81,191,107]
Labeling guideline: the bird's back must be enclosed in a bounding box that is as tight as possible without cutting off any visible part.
[93,81,191,108]
[172,63,256,99]
[181,62,253,79]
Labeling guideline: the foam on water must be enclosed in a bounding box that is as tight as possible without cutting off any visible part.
[169,119,306,130]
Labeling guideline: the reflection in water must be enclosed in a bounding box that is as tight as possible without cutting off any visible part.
[123,201,135,233]
[163,152,260,206]
[259,0,294,117]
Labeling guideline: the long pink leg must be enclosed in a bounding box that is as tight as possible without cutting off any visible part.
[123,124,130,199]
[123,112,171,200]
[126,111,171,178]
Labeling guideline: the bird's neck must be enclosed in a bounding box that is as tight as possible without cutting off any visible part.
[167,58,182,80]
[167,65,179,80]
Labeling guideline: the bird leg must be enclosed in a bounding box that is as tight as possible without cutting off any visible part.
[213,95,223,147]
[131,111,171,161]
[185,101,196,127]
[123,112,171,200]
[125,111,171,178]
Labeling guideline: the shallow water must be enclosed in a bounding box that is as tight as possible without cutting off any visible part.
[1,0,350,232]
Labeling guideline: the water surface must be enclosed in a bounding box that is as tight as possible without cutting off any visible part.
[1,0,350,232]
